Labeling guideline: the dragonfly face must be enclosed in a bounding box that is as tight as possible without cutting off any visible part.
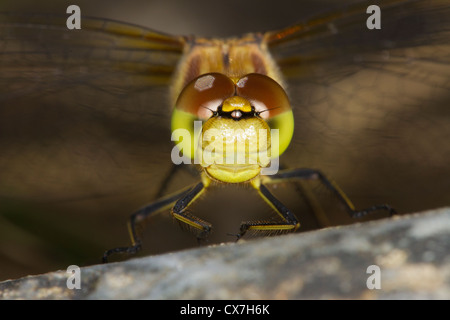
[199,96,273,183]
[0,0,449,276]
[172,71,294,183]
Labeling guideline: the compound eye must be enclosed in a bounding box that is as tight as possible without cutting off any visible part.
[175,73,235,119]
[236,73,294,158]
[236,73,291,119]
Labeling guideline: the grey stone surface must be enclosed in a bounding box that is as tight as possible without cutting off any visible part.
[1,208,449,299]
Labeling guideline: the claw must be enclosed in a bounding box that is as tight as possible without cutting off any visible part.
[226,232,243,242]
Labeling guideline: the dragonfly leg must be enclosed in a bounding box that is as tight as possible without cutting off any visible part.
[102,185,194,263]
[171,181,212,240]
[264,168,396,218]
[237,181,300,239]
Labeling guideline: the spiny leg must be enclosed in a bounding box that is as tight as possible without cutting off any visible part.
[102,185,194,263]
[237,179,300,239]
[263,168,396,218]
[171,181,212,241]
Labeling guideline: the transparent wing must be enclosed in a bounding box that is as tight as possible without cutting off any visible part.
[265,0,450,215]
[0,13,185,202]
[0,13,189,276]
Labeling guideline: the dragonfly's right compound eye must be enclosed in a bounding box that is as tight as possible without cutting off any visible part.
[172,73,235,159]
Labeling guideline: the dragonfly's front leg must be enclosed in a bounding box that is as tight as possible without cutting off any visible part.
[236,179,300,239]
[171,181,212,240]
[102,182,202,263]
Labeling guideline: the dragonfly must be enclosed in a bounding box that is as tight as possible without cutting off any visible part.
[0,0,449,275]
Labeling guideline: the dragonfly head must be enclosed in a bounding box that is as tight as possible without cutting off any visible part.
[171,72,294,183]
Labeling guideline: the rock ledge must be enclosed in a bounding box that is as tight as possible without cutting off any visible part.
[1,208,449,299]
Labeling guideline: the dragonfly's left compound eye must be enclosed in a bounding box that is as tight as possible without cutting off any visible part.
[236,73,294,158]
[236,73,291,119]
